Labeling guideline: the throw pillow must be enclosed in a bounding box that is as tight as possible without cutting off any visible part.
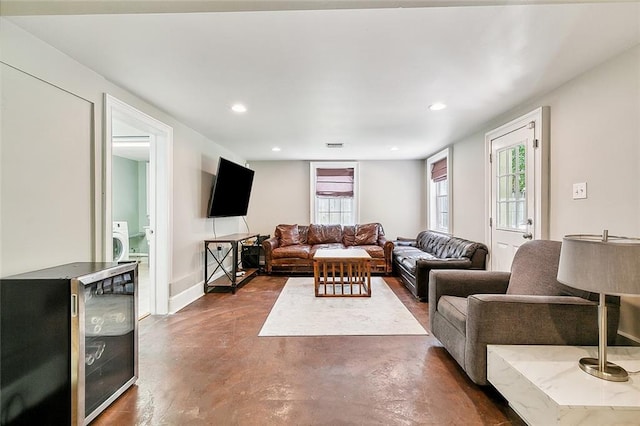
[276,224,300,247]
[307,224,343,245]
[354,223,378,245]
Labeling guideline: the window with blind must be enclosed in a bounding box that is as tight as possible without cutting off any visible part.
[427,149,452,233]
[310,162,359,225]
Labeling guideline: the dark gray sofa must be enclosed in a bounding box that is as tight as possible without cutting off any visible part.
[429,239,620,385]
[393,230,488,301]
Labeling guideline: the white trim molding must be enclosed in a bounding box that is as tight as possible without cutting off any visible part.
[104,94,173,315]
[426,147,452,234]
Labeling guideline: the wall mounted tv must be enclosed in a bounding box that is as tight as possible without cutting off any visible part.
[207,157,255,218]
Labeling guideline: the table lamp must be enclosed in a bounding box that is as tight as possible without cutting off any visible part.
[557,230,640,382]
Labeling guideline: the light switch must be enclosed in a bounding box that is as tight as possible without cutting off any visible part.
[573,182,587,200]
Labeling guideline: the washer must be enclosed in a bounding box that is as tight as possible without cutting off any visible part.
[113,221,130,262]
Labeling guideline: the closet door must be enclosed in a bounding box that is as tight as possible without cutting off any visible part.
[1,64,94,276]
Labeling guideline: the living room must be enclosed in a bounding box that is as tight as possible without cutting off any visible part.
[1,1,639,424]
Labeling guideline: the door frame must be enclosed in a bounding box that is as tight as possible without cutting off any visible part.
[104,94,173,315]
[484,106,550,270]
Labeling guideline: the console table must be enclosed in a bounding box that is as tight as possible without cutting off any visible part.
[204,233,259,294]
[487,345,640,425]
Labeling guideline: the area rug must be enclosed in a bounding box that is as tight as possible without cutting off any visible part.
[258,277,428,336]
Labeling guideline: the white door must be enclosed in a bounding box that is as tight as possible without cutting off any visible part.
[490,125,535,271]
[486,107,549,272]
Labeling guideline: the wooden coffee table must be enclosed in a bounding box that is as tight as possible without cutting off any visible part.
[313,248,372,297]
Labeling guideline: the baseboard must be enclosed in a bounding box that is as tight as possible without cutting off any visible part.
[169,281,204,314]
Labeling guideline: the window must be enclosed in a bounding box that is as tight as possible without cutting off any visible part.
[310,162,359,225]
[427,149,452,233]
[496,143,526,231]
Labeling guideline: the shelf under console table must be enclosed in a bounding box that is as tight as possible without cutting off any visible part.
[204,233,259,294]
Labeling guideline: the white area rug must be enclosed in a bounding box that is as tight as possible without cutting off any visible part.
[259,277,428,336]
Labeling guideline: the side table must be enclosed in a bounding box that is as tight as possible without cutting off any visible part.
[313,248,372,297]
[487,345,640,425]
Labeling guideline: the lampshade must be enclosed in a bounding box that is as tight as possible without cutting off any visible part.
[558,232,640,296]
[557,230,640,382]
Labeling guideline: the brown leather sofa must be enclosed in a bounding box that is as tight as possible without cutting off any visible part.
[393,230,488,301]
[262,223,394,274]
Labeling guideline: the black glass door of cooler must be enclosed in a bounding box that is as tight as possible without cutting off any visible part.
[83,271,135,417]
[0,279,71,426]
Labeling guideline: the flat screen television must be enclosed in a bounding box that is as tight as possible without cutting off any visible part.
[207,157,255,217]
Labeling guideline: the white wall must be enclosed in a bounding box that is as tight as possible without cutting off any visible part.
[0,20,245,309]
[450,138,486,242]
[359,161,425,239]
[246,161,310,237]
[449,44,640,340]
[170,134,244,296]
[247,160,425,241]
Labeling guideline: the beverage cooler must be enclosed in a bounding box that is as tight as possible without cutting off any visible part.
[0,262,138,425]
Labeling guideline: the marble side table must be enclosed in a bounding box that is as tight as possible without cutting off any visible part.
[487,345,640,425]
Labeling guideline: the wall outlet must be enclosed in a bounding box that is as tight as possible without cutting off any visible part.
[573,182,587,199]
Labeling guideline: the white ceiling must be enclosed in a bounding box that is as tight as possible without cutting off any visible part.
[5,1,640,160]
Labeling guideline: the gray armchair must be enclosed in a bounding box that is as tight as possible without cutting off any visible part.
[428,239,620,385]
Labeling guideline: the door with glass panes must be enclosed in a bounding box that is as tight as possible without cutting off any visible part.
[490,124,536,271]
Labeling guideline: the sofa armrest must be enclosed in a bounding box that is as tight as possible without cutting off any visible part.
[462,294,614,385]
[380,238,395,273]
[429,269,511,301]
[428,269,510,324]
[262,237,280,273]
[417,258,472,270]
[467,294,619,343]
[395,237,416,247]
[380,237,394,252]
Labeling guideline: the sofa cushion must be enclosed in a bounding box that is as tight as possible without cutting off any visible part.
[437,296,467,335]
[276,224,300,247]
[393,246,438,273]
[441,238,477,259]
[416,231,450,255]
[272,244,311,259]
[356,245,385,259]
[342,226,356,246]
[297,225,309,244]
[507,240,600,303]
[506,240,588,297]
[354,223,378,245]
[310,243,346,257]
[307,224,343,245]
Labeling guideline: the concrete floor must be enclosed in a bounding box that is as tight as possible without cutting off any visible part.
[93,275,524,425]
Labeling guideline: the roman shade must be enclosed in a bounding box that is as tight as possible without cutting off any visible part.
[315,168,354,197]
[431,158,447,182]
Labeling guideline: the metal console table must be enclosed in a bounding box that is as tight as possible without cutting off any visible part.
[204,233,259,294]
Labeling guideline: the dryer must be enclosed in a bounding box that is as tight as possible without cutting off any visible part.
[113,221,130,261]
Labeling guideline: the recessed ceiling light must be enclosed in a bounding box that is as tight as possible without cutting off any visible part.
[272,147,281,152]
[429,102,447,111]
[231,103,247,113]
[390,146,399,151]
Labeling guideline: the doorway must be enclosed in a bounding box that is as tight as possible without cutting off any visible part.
[485,107,549,271]
[105,94,172,316]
